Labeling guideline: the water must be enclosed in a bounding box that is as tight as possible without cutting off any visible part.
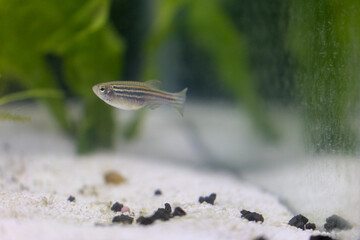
[0,0,359,238]
[153,0,360,234]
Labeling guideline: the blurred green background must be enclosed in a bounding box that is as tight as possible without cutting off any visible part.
[0,0,359,154]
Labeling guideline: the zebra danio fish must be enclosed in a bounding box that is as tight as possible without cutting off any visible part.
[92,81,188,116]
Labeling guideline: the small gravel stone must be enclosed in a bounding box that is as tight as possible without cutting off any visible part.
[136,216,154,225]
[153,204,171,221]
[154,189,162,195]
[254,236,268,240]
[110,202,124,212]
[121,206,130,214]
[164,203,172,213]
[305,223,316,230]
[309,235,336,240]
[173,207,186,217]
[240,210,264,223]
[112,215,133,224]
[288,214,308,230]
[104,171,126,185]
[137,203,187,225]
[67,195,75,202]
[199,193,216,205]
[324,214,352,231]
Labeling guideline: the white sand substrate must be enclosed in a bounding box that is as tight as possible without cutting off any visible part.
[0,103,357,240]
[0,153,327,240]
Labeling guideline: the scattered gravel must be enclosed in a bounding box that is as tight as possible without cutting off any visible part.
[199,193,216,205]
[172,207,186,217]
[110,202,124,212]
[154,189,162,196]
[67,195,75,202]
[240,210,264,223]
[112,215,134,224]
[136,203,186,225]
[309,235,336,240]
[324,215,352,231]
[288,214,308,230]
[104,171,126,185]
[305,223,316,230]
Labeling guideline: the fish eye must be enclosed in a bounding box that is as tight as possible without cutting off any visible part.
[99,86,105,93]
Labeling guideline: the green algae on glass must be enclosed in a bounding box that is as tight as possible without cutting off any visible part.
[288,0,360,153]
[224,0,295,104]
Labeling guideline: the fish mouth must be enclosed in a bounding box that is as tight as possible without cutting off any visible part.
[92,84,99,95]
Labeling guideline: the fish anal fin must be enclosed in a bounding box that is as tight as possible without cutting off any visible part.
[172,87,187,117]
[174,104,184,117]
[147,103,162,110]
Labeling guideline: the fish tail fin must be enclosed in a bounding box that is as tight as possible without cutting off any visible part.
[172,88,188,117]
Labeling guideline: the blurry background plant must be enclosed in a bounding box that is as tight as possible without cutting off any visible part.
[0,0,359,154]
[0,89,63,121]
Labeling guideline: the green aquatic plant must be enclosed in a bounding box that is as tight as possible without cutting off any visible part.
[144,0,274,138]
[0,89,63,121]
[0,0,123,153]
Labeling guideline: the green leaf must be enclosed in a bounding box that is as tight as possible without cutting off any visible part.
[0,89,64,123]
[0,113,30,122]
[43,0,111,53]
[0,89,63,106]
[63,25,123,97]
[76,98,115,154]
[144,0,191,79]
[0,0,113,132]
[63,25,123,153]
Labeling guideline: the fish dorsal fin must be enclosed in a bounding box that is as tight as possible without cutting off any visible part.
[144,80,161,89]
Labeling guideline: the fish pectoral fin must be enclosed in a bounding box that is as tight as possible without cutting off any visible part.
[147,103,162,110]
[144,80,161,89]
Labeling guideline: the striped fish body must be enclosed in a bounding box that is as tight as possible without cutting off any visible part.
[92,81,188,116]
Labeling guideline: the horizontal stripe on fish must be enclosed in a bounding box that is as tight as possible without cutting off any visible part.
[114,91,181,101]
[112,85,183,96]
[114,92,181,103]
[113,88,184,101]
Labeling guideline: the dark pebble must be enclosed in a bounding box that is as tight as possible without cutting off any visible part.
[240,210,264,223]
[198,193,217,205]
[164,203,172,213]
[324,214,352,231]
[112,215,134,224]
[137,203,186,225]
[310,235,336,240]
[136,216,154,225]
[154,189,162,195]
[153,203,172,221]
[137,203,172,225]
[173,207,186,217]
[288,214,308,230]
[67,195,75,202]
[111,202,124,212]
[305,223,316,230]
[153,208,171,221]
[254,236,268,240]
